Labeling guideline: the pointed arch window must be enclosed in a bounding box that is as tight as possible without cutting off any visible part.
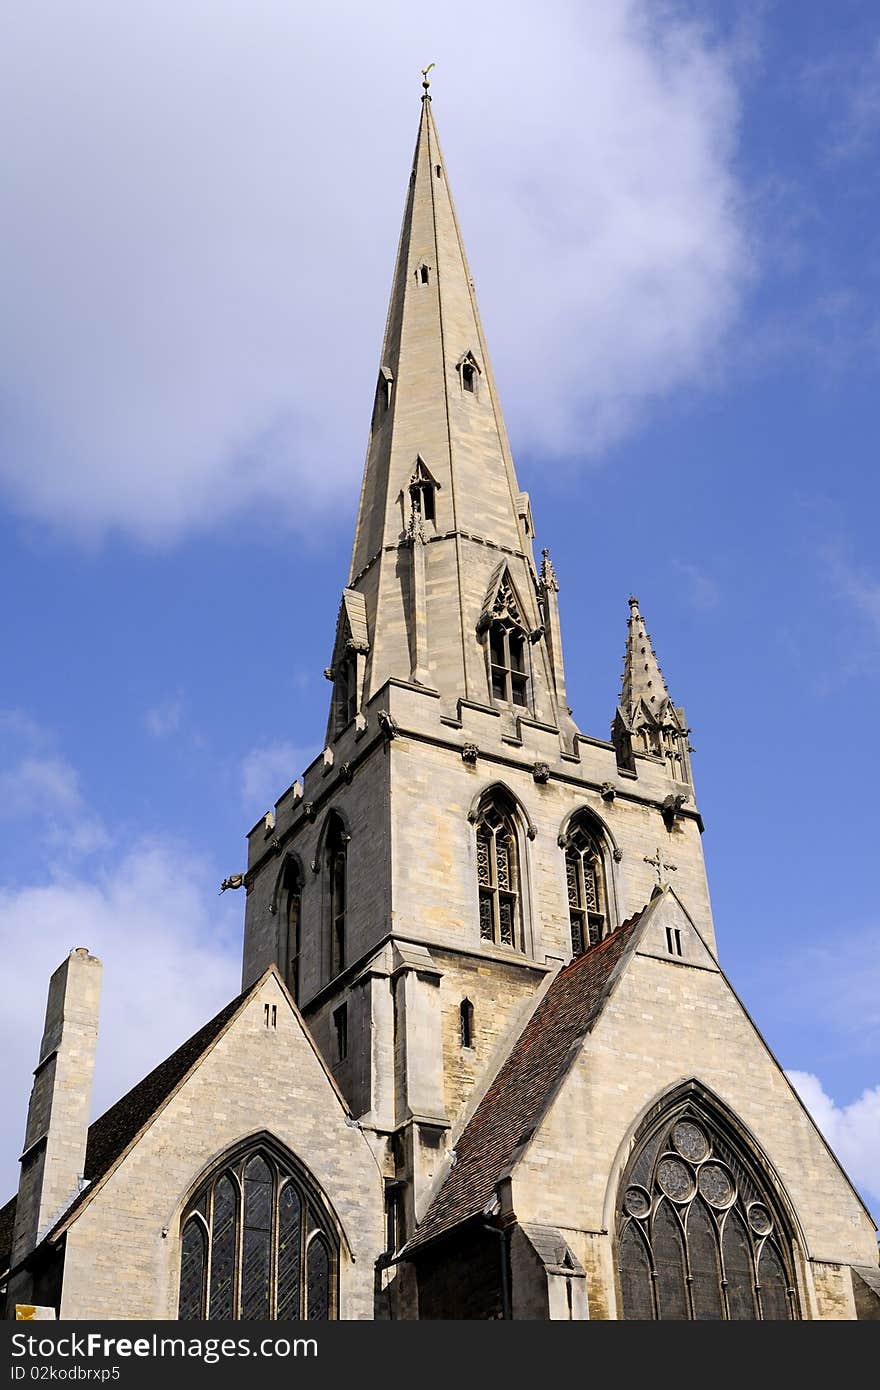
[564,821,607,955]
[456,350,482,397]
[177,1143,338,1321]
[278,859,303,1003]
[616,1101,797,1320]
[475,799,521,949]
[325,814,349,979]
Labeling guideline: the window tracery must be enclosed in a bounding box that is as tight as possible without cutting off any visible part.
[178,1144,337,1321]
[564,822,607,954]
[617,1103,796,1320]
[475,799,521,949]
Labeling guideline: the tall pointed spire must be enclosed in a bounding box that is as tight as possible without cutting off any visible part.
[332,86,574,735]
[614,596,692,785]
[620,596,670,715]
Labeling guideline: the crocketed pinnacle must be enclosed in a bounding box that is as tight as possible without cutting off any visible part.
[619,596,673,716]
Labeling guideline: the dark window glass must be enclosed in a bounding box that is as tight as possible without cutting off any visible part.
[460,999,474,1048]
[276,1184,303,1320]
[758,1242,791,1320]
[307,1237,331,1320]
[615,1107,796,1321]
[178,1218,207,1320]
[654,1203,689,1320]
[241,1158,273,1320]
[722,1210,756,1320]
[688,1199,724,1320]
[334,1003,348,1061]
[488,620,530,709]
[475,802,521,950]
[565,823,606,956]
[618,1222,654,1320]
[180,1148,336,1322]
[208,1175,237,1320]
[327,818,347,979]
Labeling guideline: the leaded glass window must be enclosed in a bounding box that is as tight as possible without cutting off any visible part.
[616,1103,797,1320]
[564,822,606,955]
[177,1145,338,1321]
[475,802,521,949]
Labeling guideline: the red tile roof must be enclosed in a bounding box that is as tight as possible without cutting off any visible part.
[406,912,645,1252]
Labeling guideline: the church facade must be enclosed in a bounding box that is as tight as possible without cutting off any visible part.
[2,88,878,1322]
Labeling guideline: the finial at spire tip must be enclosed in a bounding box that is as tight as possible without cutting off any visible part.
[628,595,640,613]
[421,62,435,96]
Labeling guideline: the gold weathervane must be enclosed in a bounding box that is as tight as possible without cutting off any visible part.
[421,63,435,93]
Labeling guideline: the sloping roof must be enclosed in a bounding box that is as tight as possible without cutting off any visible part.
[0,985,250,1277]
[406,910,645,1252]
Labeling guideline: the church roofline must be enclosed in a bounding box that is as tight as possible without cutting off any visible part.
[1,965,360,1276]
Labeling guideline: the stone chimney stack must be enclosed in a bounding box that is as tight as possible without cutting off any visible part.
[11,948,102,1267]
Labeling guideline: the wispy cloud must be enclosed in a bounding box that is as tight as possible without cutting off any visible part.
[0,715,110,861]
[240,741,308,816]
[0,839,240,1195]
[822,543,880,640]
[802,39,880,163]
[0,1,752,543]
[145,694,184,739]
[787,1071,880,1208]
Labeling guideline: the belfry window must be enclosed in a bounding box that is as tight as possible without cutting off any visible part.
[334,652,357,734]
[177,1144,338,1321]
[326,815,348,979]
[564,823,606,955]
[476,800,521,949]
[490,621,528,707]
[279,859,302,1003]
[409,478,435,524]
[616,1100,797,1321]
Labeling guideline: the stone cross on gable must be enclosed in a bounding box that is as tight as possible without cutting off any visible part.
[644,846,677,888]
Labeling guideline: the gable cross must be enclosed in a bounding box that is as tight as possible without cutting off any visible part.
[644,846,677,888]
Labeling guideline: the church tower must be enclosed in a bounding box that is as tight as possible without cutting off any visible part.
[5,78,876,1325]
[241,83,714,1234]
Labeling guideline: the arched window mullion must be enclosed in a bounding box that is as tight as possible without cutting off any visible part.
[182,1145,338,1324]
[617,1105,796,1321]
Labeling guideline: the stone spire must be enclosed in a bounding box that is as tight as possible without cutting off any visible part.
[620,596,670,716]
[613,596,692,785]
[329,88,572,733]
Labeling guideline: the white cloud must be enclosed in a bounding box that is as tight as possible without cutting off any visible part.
[787,1071,880,1208]
[0,1,751,543]
[241,741,308,816]
[0,840,241,1197]
[145,694,184,739]
[0,753,110,860]
[823,544,880,641]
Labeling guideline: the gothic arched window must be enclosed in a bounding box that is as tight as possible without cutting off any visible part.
[177,1143,338,1321]
[475,798,521,949]
[325,814,349,979]
[278,859,303,1003]
[564,821,607,955]
[616,1098,797,1321]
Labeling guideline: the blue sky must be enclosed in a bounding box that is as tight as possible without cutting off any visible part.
[1,1,878,1206]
